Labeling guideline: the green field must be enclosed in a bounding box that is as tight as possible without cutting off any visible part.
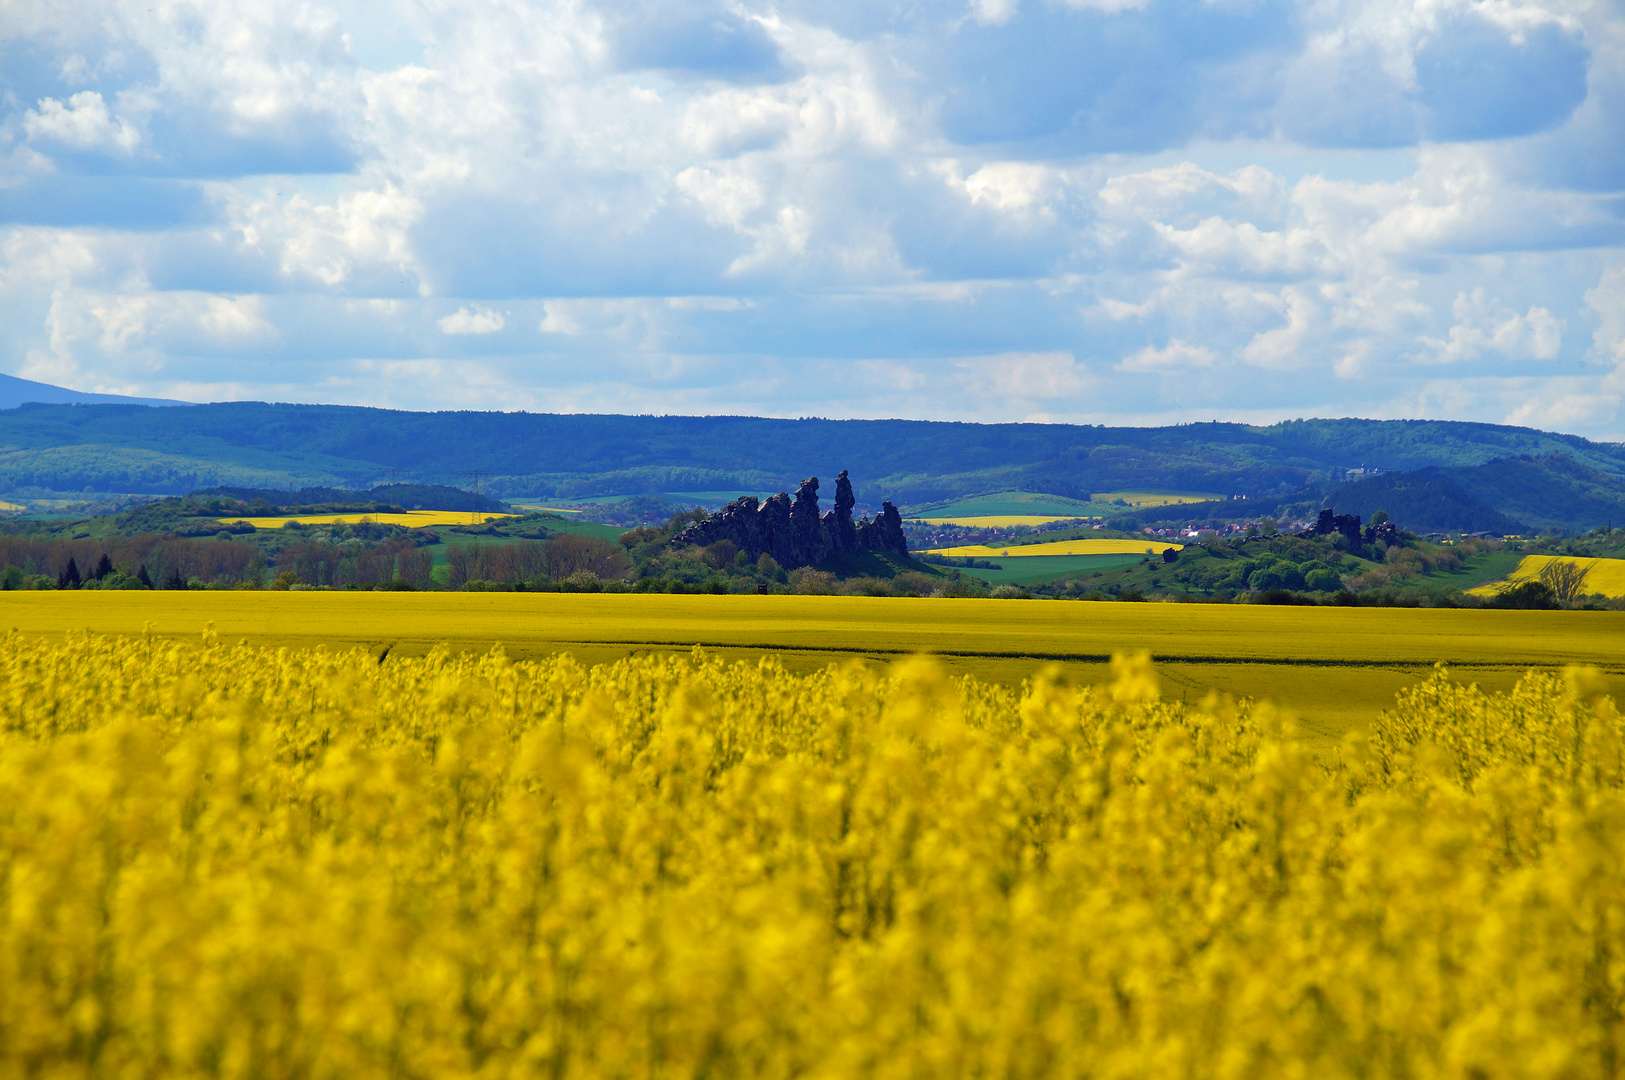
[909,490,1102,519]
[533,491,767,507]
[907,489,1232,520]
[1419,547,1527,590]
[427,519,623,572]
[6,591,1623,743]
[946,553,1144,585]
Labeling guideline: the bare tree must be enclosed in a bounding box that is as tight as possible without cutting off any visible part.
[1538,558,1592,602]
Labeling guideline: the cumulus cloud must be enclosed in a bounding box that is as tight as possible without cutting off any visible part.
[0,0,1620,434]
[1117,341,1216,372]
[1587,265,1625,366]
[1426,288,1563,364]
[438,305,506,334]
[24,92,141,154]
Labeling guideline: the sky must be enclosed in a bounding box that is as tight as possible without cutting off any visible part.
[1,0,1623,435]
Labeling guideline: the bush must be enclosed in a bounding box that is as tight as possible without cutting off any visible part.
[788,569,838,595]
[1487,580,1559,610]
[1303,567,1343,592]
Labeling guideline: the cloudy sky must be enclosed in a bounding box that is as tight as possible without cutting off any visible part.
[2,0,1623,434]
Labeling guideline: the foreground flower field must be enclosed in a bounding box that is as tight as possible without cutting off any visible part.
[2,630,1623,1078]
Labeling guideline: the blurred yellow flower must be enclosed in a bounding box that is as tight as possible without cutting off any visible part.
[0,632,1620,1078]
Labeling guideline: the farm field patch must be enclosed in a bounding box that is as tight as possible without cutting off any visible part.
[909,490,1102,520]
[1418,548,1526,591]
[220,510,516,529]
[1468,554,1625,598]
[538,490,769,507]
[923,538,1183,557]
[1093,489,1223,507]
[909,515,1097,527]
[942,553,1146,586]
[6,591,1623,739]
[906,489,1222,522]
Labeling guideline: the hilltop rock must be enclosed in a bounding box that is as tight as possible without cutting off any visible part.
[1300,507,1400,549]
[854,501,907,558]
[823,470,859,555]
[673,469,908,568]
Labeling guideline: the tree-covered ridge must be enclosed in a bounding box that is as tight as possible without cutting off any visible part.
[4,403,1623,510]
[193,483,507,514]
[1093,454,1625,535]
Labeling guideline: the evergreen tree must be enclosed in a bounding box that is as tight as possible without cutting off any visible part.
[60,558,81,589]
[165,569,186,590]
[94,554,114,580]
[137,565,153,588]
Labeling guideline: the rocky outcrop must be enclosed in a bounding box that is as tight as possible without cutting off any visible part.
[854,501,907,558]
[673,469,908,568]
[1311,507,1363,544]
[1365,519,1398,545]
[1301,508,1400,548]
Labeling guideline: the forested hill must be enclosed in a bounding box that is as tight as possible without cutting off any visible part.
[2,401,1623,509]
[0,373,182,410]
[1127,454,1625,535]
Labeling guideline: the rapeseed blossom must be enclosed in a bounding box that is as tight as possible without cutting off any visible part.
[0,629,1620,1078]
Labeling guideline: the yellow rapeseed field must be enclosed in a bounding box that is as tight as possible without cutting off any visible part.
[922,538,1183,557]
[1469,554,1625,598]
[3,629,1625,1077]
[1092,490,1221,506]
[219,510,516,529]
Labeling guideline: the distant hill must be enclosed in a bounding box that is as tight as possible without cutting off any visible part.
[1285,469,1532,534]
[0,373,184,410]
[1111,453,1625,535]
[1314,455,1625,533]
[2,396,1624,531]
[195,483,506,513]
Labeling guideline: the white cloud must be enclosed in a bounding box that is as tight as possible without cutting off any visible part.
[24,92,141,154]
[1117,341,1217,372]
[1586,265,1625,365]
[1241,289,1318,369]
[230,182,424,289]
[438,305,506,335]
[1426,287,1563,363]
[940,160,1066,216]
[0,0,1620,433]
[954,351,1089,398]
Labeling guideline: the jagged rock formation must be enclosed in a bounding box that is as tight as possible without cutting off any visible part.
[1311,508,1364,544]
[1302,507,1400,548]
[1365,519,1398,545]
[673,470,908,569]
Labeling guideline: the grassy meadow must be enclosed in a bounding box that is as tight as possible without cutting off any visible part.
[1092,489,1223,507]
[221,510,516,529]
[6,590,1623,741]
[909,514,1097,527]
[905,488,1224,526]
[922,538,1182,557]
[930,553,1149,586]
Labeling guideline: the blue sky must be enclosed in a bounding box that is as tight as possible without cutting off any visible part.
[1,0,1623,435]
